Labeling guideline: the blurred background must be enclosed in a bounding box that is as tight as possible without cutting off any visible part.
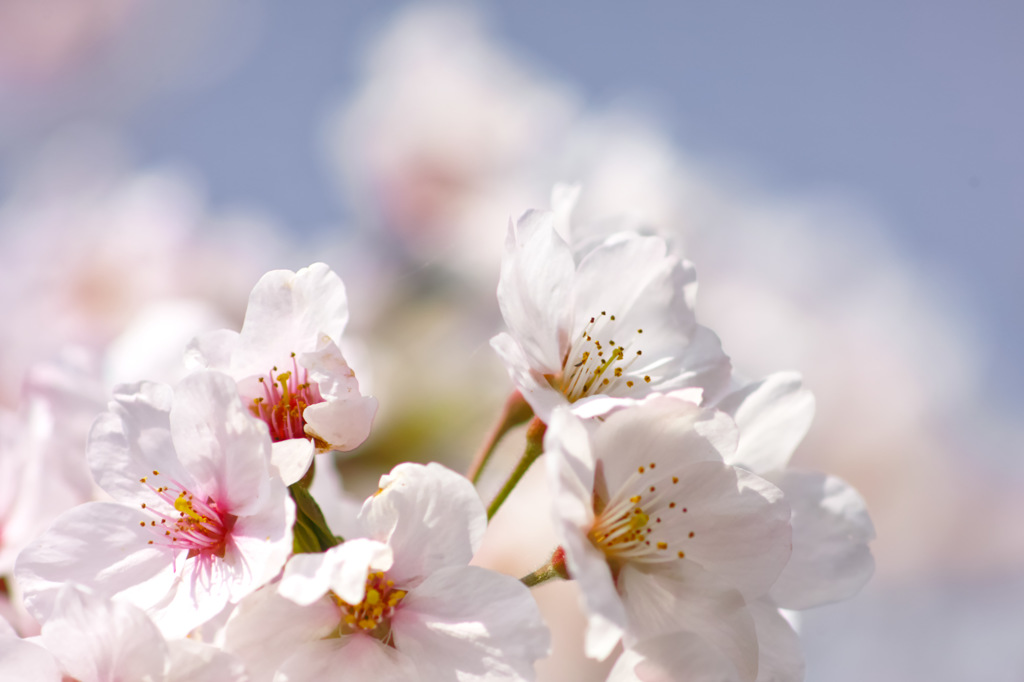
[0,1,1021,679]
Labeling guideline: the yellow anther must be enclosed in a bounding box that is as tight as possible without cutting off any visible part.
[657,542,668,550]
[365,589,381,606]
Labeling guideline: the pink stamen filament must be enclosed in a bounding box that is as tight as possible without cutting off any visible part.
[138,472,234,558]
[250,354,325,442]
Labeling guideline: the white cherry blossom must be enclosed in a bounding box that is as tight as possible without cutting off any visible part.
[714,372,875,609]
[23,583,248,682]
[15,370,294,638]
[491,198,730,423]
[545,397,792,677]
[187,263,378,485]
[224,462,550,682]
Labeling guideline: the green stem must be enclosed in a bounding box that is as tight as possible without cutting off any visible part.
[486,417,546,520]
[467,391,533,484]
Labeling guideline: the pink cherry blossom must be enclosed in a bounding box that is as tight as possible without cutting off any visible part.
[187,263,378,485]
[16,370,294,638]
[225,462,550,681]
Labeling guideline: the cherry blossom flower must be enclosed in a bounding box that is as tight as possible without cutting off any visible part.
[545,397,792,677]
[15,370,294,638]
[714,372,875,610]
[224,462,550,681]
[491,197,730,423]
[187,263,378,485]
[4,583,247,682]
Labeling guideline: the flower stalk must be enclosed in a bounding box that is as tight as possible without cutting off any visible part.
[467,391,533,484]
[520,547,570,588]
[486,416,546,520]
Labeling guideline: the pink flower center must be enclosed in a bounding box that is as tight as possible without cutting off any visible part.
[249,354,325,442]
[332,571,408,641]
[137,471,236,561]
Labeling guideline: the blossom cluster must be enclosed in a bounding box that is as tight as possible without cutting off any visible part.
[0,192,874,681]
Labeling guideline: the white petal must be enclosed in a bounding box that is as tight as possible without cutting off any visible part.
[88,381,194,506]
[716,373,815,475]
[569,536,627,661]
[544,409,630,660]
[618,561,759,681]
[748,599,804,682]
[301,340,378,452]
[303,397,378,453]
[165,638,248,682]
[393,565,550,681]
[490,332,566,423]
[223,587,339,682]
[275,636,418,682]
[269,439,316,487]
[571,233,688,345]
[545,406,597,528]
[184,328,240,372]
[0,637,60,682]
[225,475,296,602]
[280,539,392,607]
[589,398,735,496]
[496,212,576,374]
[361,463,486,585]
[169,370,271,516]
[546,420,626,660]
[572,236,730,400]
[42,584,166,682]
[232,263,350,379]
[608,635,735,682]
[609,599,801,682]
[657,463,792,600]
[15,502,175,627]
[768,470,875,609]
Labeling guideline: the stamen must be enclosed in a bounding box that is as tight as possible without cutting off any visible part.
[138,471,235,562]
[332,571,408,641]
[588,463,692,565]
[557,311,655,401]
[249,355,325,442]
